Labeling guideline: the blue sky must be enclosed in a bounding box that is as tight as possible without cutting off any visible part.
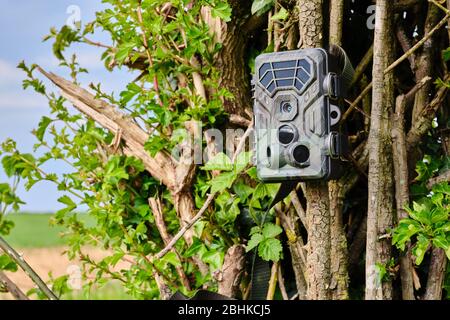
[0,1,137,212]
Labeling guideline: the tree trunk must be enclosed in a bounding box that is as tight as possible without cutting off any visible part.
[423,249,447,300]
[328,0,349,300]
[365,0,395,300]
[297,0,332,300]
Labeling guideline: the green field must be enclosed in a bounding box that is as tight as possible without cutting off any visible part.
[4,213,94,248]
[2,213,132,300]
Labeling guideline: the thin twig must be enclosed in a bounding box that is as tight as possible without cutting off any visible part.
[266,262,278,300]
[154,193,216,260]
[136,0,162,106]
[149,197,191,290]
[277,265,289,300]
[343,12,450,122]
[0,236,58,300]
[232,122,254,163]
[155,122,255,260]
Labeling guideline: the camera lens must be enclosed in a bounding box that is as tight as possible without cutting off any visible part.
[278,125,296,145]
[281,102,293,114]
[293,145,310,164]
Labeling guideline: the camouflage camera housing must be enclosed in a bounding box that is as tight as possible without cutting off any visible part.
[253,48,353,183]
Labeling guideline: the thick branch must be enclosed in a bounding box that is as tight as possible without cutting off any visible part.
[366,0,395,300]
[0,271,29,300]
[37,67,177,190]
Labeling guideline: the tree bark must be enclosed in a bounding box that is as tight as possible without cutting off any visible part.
[365,0,395,300]
[328,0,350,300]
[297,0,332,299]
[423,249,447,300]
[392,95,415,300]
[278,206,308,300]
[329,0,344,47]
[217,245,246,298]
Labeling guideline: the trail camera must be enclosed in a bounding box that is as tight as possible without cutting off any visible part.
[253,47,354,183]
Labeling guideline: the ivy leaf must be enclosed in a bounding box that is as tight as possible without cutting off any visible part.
[209,171,237,193]
[184,237,207,258]
[201,250,223,270]
[251,0,275,16]
[233,180,254,201]
[234,151,252,173]
[203,153,233,171]
[258,238,282,262]
[211,2,232,22]
[246,167,259,180]
[262,223,282,238]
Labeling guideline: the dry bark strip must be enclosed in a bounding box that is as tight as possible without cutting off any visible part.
[366,0,395,300]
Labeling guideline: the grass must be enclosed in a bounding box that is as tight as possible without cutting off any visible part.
[4,213,94,248]
[2,213,132,300]
[62,282,133,300]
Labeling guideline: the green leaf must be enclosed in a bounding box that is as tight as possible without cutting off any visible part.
[233,180,254,201]
[234,151,252,173]
[413,234,430,265]
[184,237,206,258]
[211,2,232,22]
[251,0,275,16]
[115,42,135,64]
[258,238,283,262]
[201,250,223,270]
[203,153,233,171]
[58,195,76,211]
[408,201,432,225]
[375,263,387,284]
[443,47,450,62]
[393,219,422,251]
[209,171,237,193]
[246,233,264,252]
[35,117,52,141]
[433,235,450,256]
[271,8,288,21]
[162,252,181,268]
[0,254,18,272]
[262,223,282,238]
[246,167,259,180]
